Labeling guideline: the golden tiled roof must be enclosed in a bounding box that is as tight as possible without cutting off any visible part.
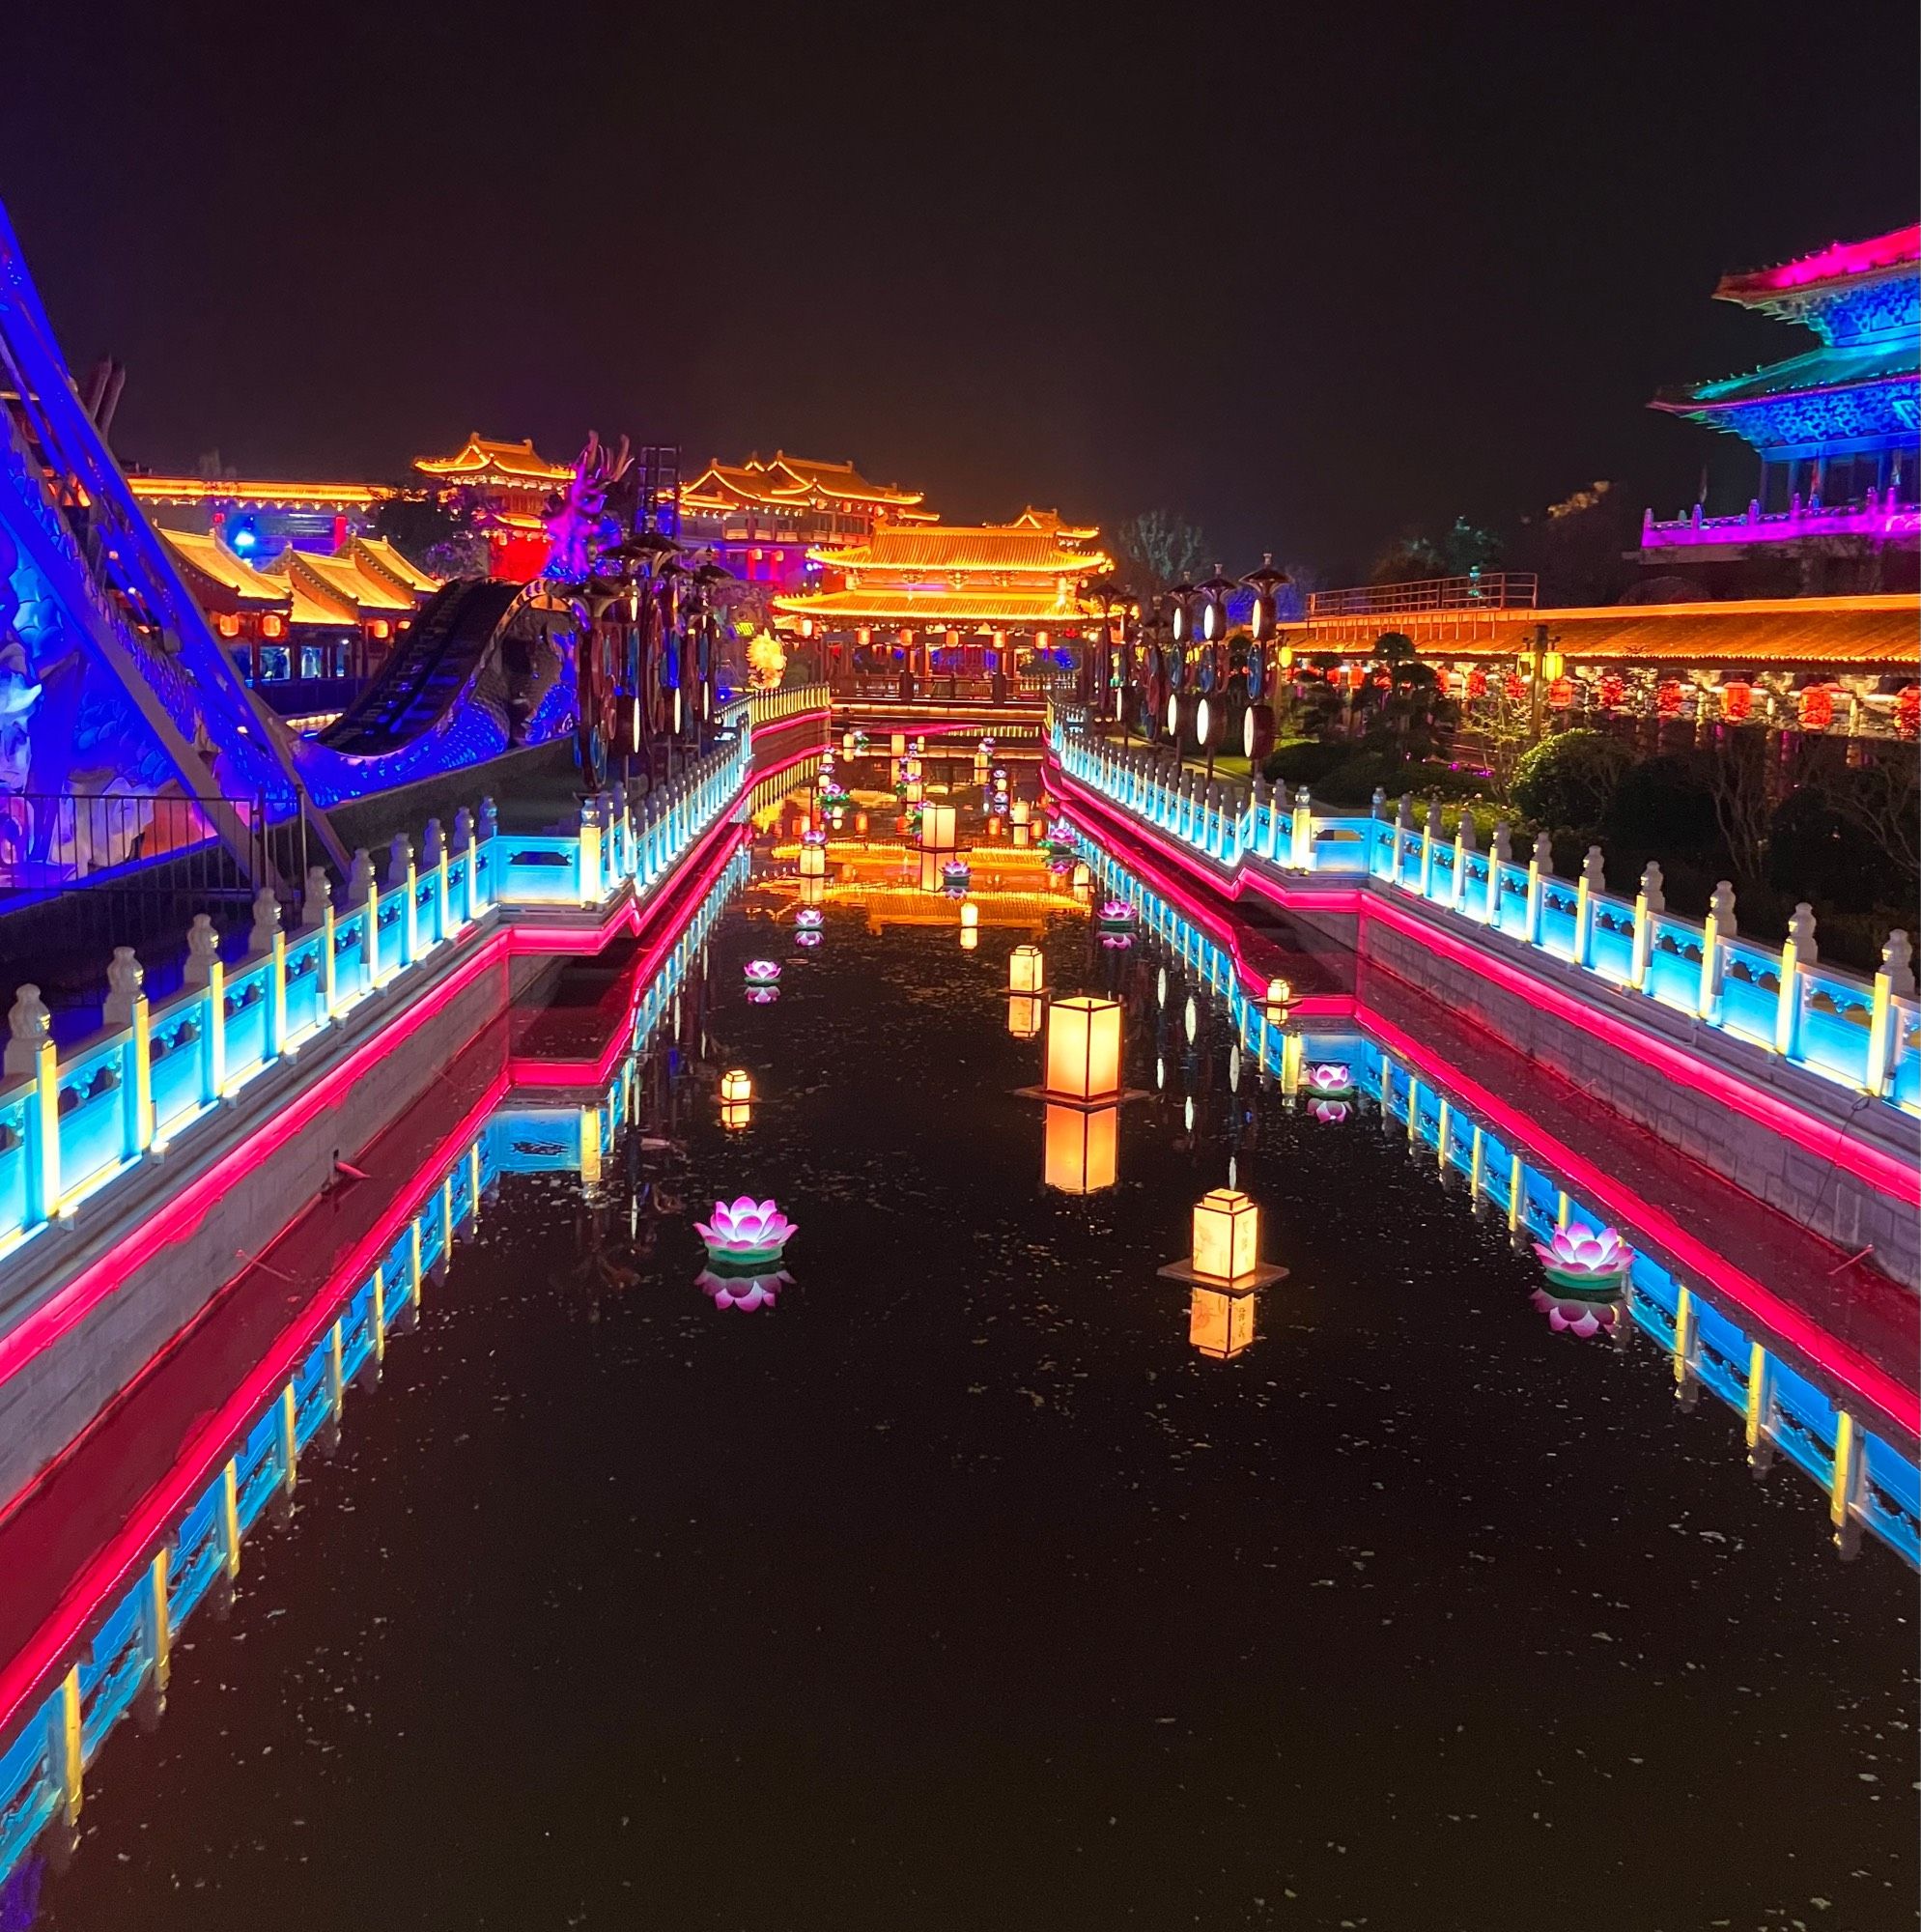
[288,548,417,614]
[683,451,925,511]
[1010,506,1101,540]
[771,585,1099,628]
[158,528,291,609]
[131,473,388,508]
[809,521,1110,576]
[1292,593,1921,669]
[351,536,441,598]
[414,434,573,483]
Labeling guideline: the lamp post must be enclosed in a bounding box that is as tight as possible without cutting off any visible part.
[1239,554,1289,766]
[1518,622,1565,746]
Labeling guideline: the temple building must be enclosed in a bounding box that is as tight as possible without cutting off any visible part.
[1644,225,1920,593]
[413,433,576,582]
[158,528,438,708]
[128,471,392,562]
[773,508,1110,692]
[678,452,934,596]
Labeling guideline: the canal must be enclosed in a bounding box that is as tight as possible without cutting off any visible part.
[13,805,1916,1930]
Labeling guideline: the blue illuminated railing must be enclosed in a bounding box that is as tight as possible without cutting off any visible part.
[0,833,770,1891]
[1051,712,1921,1118]
[0,1125,496,1886]
[0,690,830,1262]
[1073,828,1921,1573]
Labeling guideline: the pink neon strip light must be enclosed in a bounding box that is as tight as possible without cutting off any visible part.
[1051,759,1918,1207]
[1362,1006,1919,1442]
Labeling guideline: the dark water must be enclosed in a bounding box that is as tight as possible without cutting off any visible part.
[30,850,1917,1931]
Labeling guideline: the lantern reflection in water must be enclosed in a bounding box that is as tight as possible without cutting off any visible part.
[1189,1285,1257,1359]
[1043,996,1122,1105]
[1044,1101,1117,1194]
[720,1068,753,1132]
[1008,994,1044,1040]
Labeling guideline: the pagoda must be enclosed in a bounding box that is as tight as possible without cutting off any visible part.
[1645,225,1920,591]
[413,433,575,581]
[677,452,934,595]
[772,508,1110,691]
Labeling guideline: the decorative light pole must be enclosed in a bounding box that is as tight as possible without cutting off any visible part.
[1518,622,1566,745]
[1240,554,1290,764]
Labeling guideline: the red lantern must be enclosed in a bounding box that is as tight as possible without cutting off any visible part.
[1503,671,1526,704]
[1598,671,1626,709]
[1548,676,1573,708]
[1799,684,1834,731]
[1656,679,1682,717]
[1898,685,1920,740]
[1721,681,1753,722]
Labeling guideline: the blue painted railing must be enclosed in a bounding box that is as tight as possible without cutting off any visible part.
[1051,713,1921,1118]
[1072,826,1920,1573]
[0,690,828,1263]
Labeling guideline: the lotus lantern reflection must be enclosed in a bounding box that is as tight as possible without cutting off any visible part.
[1534,1222,1632,1290]
[795,908,824,928]
[697,1267,792,1313]
[695,1196,799,1264]
[1309,1099,1349,1123]
[1530,1285,1624,1339]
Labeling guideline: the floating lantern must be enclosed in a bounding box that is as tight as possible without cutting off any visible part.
[1096,897,1136,930]
[1043,996,1123,1105]
[1044,1101,1118,1194]
[1308,1062,1353,1097]
[720,1068,753,1131]
[922,803,957,850]
[960,900,979,930]
[694,1196,798,1264]
[1071,862,1090,892]
[1009,944,1046,995]
[855,810,869,836]
[799,873,825,907]
[941,858,971,895]
[1008,993,1044,1040]
[1263,976,1294,1017]
[799,838,826,880]
[842,730,857,754]
[698,1267,789,1312]
[743,959,781,984]
[1189,1286,1257,1360]
[1533,1223,1632,1292]
[890,732,907,757]
[1191,1188,1260,1286]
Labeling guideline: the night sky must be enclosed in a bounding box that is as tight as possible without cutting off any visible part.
[3,1,1915,579]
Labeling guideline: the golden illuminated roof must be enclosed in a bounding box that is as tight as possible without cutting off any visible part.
[351,536,441,598]
[414,434,573,484]
[130,473,387,508]
[1294,592,1921,669]
[772,585,1101,628]
[807,521,1110,576]
[1010,506,1101,540]
[158,528,291,609]
[683,451,926,512]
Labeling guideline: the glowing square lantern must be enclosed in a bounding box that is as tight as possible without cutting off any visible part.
[1189,1286,1257,1359]
[720,1067,753,1132]
[799,842,826,879]
[1008,993,1044,1039]
[1009,944,1045,995]
[922,803,957,850]
[890,732,907,757]
[1044,996,1122,1105]
[1044,1101,1117,1194]
[960,900,979,929]
[1191,1188,1260,1287]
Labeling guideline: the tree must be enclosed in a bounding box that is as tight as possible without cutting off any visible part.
[1511,481,1636,607]
[1353,632,1455,765]
[1442,515,1501,579]
[1510,729,1633,835]
[1109,509,1210,599]
[1369,530,1445,583]
[374,492,488,579]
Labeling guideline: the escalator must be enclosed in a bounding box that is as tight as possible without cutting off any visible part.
[315,578,523,754]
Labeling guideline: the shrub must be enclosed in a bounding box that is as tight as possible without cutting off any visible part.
[1603,752,1719,860]
[1510,729,1633,835]
[1261,739,1350,787]
[1766,781,1893,915]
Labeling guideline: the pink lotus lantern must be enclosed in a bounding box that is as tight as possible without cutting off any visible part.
[1530,1286,1623,1339]
[796,908,824,928]
[1096,897,1137,928]
[695,1196,799,1264]
[744,959,781,983]
[1308,1063,1353,1097]
[698,1267,791,1312]
[1534,1222,1632,1291]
